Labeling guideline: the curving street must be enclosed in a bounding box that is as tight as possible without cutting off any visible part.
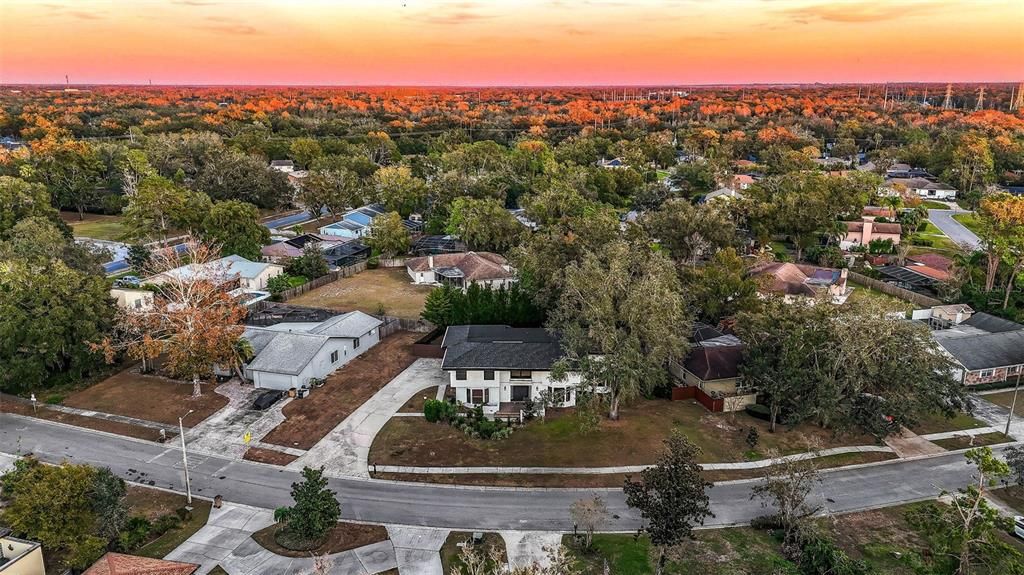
[927,208,981,250]
[1,412,1006,532]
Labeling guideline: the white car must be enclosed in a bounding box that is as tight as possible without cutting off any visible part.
[1015,516,1024,539]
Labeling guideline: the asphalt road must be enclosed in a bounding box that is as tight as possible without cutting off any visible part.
[928,208,981,250]
[1,413,1000,532]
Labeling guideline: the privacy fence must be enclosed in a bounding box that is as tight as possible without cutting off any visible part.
[847,271,942,308]
[273,260,368,301]
[247,301,433,334]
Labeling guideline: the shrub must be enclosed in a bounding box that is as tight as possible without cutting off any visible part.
[423,399,445,422]
[150,514,181,538]
[745,427,760,449]
[44,393,64,405]
[910,237,933,247]
[745,404,772,421]
[117,517,152,552]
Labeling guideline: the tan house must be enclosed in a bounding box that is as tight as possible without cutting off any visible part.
[109,287,153,311]
[750,262,851,304]
[669,324,756,412]
[406,252,515,290]
[0,531,45,575]
[840,218,902,250]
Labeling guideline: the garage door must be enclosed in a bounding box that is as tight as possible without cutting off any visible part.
[255,371,293,390]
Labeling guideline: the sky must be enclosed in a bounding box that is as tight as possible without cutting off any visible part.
[0,0,1022,86]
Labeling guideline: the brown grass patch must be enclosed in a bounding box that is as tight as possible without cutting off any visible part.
[262,332,419,450]
[243,447,299,466]
[251,522,389,557]
[288,268,433,320]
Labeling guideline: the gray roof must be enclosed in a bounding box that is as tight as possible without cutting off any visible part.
[441,325,564,371]
[308,311,382,338]
[242,327,329,376]
[935,330,1024,371]
[962,312,1024,334]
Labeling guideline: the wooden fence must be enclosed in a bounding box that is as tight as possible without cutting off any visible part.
[247,300,433,333]
[379,257,408,268]
[275,261,368,301]
[847,271,941,308]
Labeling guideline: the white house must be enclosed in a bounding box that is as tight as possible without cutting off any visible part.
[110,255,283,310]
[883,177,958,200]
[440,325,583,418]
[242,311,383,390]
[406,252,515,290]
[109,287,154,311]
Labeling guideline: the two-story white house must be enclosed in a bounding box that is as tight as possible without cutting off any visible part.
[440,325,582,418]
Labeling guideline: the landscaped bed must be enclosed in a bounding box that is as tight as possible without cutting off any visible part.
[399,386,439,413]
[128,487,213,560]
[251,522,389,557]
[370,399,881,469]
[288,267,433,320]
[262,331,420,450]
[62,365,228,427]
[441,532,507,575]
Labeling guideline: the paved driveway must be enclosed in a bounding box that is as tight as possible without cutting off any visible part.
[186,381,296,459]
[928,209,981,250]
[288,359,446,477]
[166,503,398,575]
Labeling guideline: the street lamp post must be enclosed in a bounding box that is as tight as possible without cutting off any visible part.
[179,409,195,509]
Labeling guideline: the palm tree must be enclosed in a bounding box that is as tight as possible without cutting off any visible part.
[230,338,255,382]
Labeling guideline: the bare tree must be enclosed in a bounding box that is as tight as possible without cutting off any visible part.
[570,496,609,549]
[96,239,247,397]
[750,446,823,543]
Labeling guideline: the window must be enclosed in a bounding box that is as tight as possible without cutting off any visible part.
[1010,365,1022,374]
[469,389,488,404]
[483,370,495,380]
[549,388,568,404]
[510,370,532,380]
[980,369,995,378]
[456,370,467,380]
[330,350,339,363]
[353,337,360,349]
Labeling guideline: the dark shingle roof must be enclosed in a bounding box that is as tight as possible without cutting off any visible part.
[936,330,1024,371]
[441,325,564,370]
[962,312,1024,334]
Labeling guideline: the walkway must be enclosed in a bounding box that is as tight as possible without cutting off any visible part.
[884,428,945,458]
[289,359,446,477]
[373,445,896,475]
[970,393,1024,439]
[165,503,398,575]
[387,526,448,575]
[928,208,981,250]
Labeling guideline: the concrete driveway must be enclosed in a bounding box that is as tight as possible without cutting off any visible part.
[928,208,981,250]
[166,503,398,575]
[288,359,446,477]
[186,380,296,459]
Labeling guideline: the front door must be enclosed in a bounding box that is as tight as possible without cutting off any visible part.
[511,385,531,402]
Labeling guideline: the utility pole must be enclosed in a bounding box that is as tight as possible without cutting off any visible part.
[179,409,195,509]
[1011,82,1024,112]
[975,86,985,111]
[942,83,953,109]
[1006,378,1020,436]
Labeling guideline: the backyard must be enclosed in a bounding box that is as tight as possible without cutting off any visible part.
[61,211,127,241]
[261,331,420,450]
[845,281,914,315]
[369,399,882,469]
[288,267,433,320]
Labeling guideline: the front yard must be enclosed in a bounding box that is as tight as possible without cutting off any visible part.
[288,267,433,320]
[369,399,879,468]
[980,390,1024,417]
[261,331,420,450]
[62,365,228,427]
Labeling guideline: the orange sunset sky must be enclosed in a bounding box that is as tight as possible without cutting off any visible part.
[0,0,1022,86]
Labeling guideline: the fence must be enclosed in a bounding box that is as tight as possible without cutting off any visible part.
[247,300,433,334]
[275,261,368,301]
[379,257,408,268]
[847,271,941,308]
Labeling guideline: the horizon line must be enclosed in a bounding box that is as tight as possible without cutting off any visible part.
[2,81,1020,90]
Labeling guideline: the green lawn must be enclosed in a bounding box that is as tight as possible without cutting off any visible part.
[981,390,1024,417]
[63,214,127,241]
[930,432,1011,451]
[845,281,913,315]
[953,213,983,235]
[911,411,988,435]
[135,500,212,559]
[922,200,952,209]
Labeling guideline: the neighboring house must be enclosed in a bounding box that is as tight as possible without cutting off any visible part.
[242,311,383,390]
[83,553,198,575]
[441,325,583,418]
[109,287,154,311]
[730,174,754,190]
[261,233,346,263]
[883,177,957,200]
[876,263,947,295]
[0,530,45,575]
[929,312,1024,386]
[110,255,283,310]
[750,262,851,304]
[149,255,284,291]
[840,218,902,250]
[318,203,422,238]
[668,324,755,412]
[269,159,295,173]
[322,240,371,268]
[597,157,625,168]
[702,187,744,202]
[406,252,515,289]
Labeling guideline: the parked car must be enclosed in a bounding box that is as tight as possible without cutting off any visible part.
[1015,516,1024,539]
[114,276,141,288]
[253,390,284,410]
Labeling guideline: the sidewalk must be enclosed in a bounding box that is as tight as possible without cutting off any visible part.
[374,445,896,475]
[289,359,446,477]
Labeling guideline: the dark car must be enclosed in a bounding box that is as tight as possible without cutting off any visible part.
[253,390,284,410]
